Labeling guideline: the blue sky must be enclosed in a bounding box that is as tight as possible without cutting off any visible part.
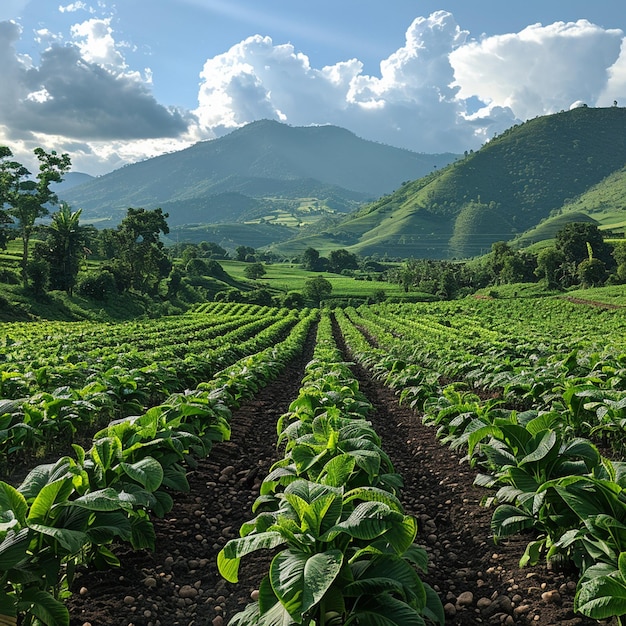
[2,1,626,175]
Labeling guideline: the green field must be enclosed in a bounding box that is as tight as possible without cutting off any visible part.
[219,260,408,299]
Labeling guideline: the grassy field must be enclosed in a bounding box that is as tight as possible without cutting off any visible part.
[564,284,626,306]
[219,260,409,299]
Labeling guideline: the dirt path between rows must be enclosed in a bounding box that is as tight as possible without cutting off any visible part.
[66,322,601,626]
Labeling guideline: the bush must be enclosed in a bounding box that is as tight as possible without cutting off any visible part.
[0,268,20,285]
[77,270,117,301]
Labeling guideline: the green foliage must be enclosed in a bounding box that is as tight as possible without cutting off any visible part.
[302,276,333,305]
[244,262,267,280]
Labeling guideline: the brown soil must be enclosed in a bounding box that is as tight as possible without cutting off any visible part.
[65,327,606,626]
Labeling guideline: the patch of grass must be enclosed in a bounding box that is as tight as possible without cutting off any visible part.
[220,260,409,299]
[564,284,626,306]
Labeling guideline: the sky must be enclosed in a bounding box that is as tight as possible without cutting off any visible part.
[1,1,626,176]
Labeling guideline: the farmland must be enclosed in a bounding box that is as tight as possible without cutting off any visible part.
[1,295,626,625]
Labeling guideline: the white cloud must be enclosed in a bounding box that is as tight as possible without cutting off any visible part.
[70,17,125,70]
[194,11,481,153]
[450,20,624,121]
[598,40,626,106]
[59,2,95,14]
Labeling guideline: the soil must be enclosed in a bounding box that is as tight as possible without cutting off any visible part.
[64,323,610,626]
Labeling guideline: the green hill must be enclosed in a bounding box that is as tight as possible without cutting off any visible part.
[270,106,626,259]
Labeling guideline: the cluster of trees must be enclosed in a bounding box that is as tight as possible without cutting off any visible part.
[0,147,173,300]
[301,247,359,274]
[3,146,626,310]
[388,222,623,298]
[0,146,72,287]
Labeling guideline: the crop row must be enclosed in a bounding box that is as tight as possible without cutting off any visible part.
[0,307,308,472]
[334,304,626,623]
[219,311,444,626]
[0,308,318,626]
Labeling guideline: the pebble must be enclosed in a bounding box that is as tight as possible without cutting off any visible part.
[456,591,474,606]
[444,602,457,617]
[476,597,491,609]
[541,590,561,604]
[179,585,198,599]
[123,596,135,605]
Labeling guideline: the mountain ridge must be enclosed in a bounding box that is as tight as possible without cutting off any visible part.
[60,120,458,224]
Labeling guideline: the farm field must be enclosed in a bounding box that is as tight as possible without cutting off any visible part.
[2,295,626,625]
[219,259,410,300]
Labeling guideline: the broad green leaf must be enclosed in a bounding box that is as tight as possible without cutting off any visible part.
[218,532,285,583]
[120,457,163,492]
[70,488,127,511]
[520,430,557,465]
[28,522,87,554]
[301,493,342,538]
[86,511,132,544]
[0,482,27,526]
[270,549,343,622]
[302,551,343,615]
[130,514,156,550]
[18,586,69,626]
[574,573,626,619]
[318,454,356,487]
[90,436,122,472]
[0,528,30,570]
[326,502,415,552]
[346,554,424,605]
[491,504,535,538]
[343,487,403,513]
[344,593,426,626]
[27,479,69,523]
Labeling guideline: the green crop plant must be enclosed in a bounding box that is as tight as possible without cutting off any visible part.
[219,479,443,626]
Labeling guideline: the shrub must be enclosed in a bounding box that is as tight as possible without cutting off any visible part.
[77,270,117,301]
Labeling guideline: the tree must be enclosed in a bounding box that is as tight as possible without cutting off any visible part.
[235,245,256,262]
[282,291,305,308]
[302,276,332,305]
[535,247,566,288]
[328,249,359,274]
[555,222,613,268]
[0,148,17,249]
[577,258,607,288]
[36,204,88,294]
[244,262,266,280]
[301,247,321,271]
[612,241,626,283]
[111,208,171,294]
[0,147,71,286]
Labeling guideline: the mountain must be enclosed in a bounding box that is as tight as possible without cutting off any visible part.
[270,106,626,259]
[60,120,458,225]
[52,172,94,192]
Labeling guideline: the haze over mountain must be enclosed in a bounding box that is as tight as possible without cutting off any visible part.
[61,120,458,226]
[269,106,626,259]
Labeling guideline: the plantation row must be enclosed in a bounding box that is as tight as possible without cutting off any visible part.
[0,304,310,474]
[0,307,318,625]
[219,312,444,625]
[334,298,626,622]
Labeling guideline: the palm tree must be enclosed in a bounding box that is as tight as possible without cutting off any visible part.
[44,204,87,295]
